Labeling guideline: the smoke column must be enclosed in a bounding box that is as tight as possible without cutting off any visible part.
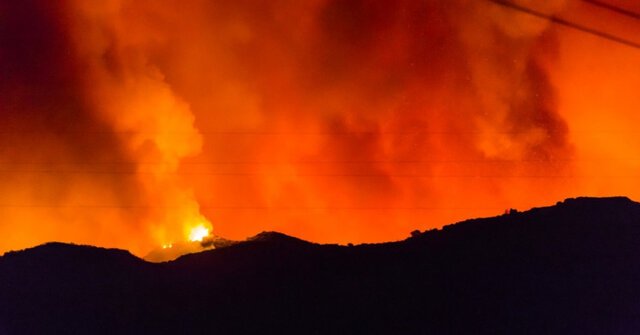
[1,0,639,255]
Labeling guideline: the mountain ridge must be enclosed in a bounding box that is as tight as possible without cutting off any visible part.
[1,196,639,334]
[4,196,635,262]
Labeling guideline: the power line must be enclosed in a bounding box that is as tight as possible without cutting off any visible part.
[0,156,630,170]
[0,130,574,135]
[0,170,638,178]
[488,0,640,49]
[0,130,638,135]
[0,158,639,165]
[0,205,511,210]
[582,0,640,20]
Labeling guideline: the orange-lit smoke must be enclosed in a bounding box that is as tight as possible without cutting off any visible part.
[1,0,639,255]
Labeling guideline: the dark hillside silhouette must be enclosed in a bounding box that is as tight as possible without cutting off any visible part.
[1,197,640,334]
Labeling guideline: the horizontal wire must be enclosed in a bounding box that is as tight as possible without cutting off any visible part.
[0,130,637,135]
[0,159,637,165]
[0,205,507,210]
[0,170,637,178]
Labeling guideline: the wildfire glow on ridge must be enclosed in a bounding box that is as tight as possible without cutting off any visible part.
[188,224,210,242]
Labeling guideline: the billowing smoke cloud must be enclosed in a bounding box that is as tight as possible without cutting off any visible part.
[2,0,638,254]
[0,1,147,252]
[0,0,208,254]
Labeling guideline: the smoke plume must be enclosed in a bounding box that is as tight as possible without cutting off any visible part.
[1,0,639,255]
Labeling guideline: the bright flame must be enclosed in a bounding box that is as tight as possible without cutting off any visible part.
[184,213,213,242]
[188,224,210,242]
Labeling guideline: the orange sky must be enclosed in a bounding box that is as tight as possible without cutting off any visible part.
[1,0,639,256]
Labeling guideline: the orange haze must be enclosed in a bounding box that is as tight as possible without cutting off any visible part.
[1,0,639,256]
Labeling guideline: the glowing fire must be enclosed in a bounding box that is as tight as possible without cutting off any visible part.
[188,224,211,242]
[184,213,213,242]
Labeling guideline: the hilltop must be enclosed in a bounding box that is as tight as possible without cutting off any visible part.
[1,197,639,334]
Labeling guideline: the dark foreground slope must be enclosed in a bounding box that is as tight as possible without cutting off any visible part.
[2,197,640,334]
